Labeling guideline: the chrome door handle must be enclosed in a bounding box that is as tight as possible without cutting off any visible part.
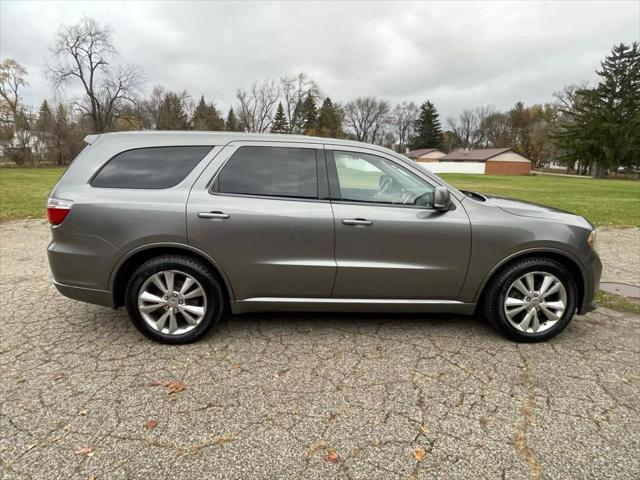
[342,218,373,226]
[198,211,230,219]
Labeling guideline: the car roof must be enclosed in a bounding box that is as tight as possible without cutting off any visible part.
[87,130,393,153]
[74,130,460,199]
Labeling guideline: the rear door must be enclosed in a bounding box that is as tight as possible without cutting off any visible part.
[186,141,336,300]
[326,146,471,300]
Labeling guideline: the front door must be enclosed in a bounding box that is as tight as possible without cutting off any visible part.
[326,147,471,300]
[187,142,335,300]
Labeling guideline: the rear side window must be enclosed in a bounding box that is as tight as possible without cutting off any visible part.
[216,146,318,199]
[91,146,212,189]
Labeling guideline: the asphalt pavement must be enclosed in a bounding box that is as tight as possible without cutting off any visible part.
[1,220,639,479]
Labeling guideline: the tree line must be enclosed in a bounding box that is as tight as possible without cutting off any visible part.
[1,16,638,177]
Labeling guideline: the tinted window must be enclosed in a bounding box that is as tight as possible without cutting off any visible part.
[92,146,212,189]
[217,146,318,199]
[333,151,434,206]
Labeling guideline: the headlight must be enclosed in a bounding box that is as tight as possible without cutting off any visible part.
[587,229,598,252]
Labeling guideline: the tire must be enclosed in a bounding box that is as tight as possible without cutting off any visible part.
[125,255,224,344]
[481,257,578,342]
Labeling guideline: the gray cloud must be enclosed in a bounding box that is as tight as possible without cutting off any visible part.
[1,0,638,120]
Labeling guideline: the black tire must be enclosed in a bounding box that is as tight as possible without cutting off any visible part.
[125,255,224,344]
[481,257,578,342]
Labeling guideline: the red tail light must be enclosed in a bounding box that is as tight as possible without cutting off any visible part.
[47,197,73,225]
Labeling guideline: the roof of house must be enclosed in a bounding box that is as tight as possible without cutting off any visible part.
[407,148,443,158]
[439,148,527,162]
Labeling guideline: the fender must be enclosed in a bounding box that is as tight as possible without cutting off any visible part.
[471,247,589,304]
[108,242,236,302]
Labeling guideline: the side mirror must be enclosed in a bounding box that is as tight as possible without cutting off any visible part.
[433,186,451,211]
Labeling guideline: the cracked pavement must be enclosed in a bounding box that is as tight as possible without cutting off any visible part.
[1,220,639,479]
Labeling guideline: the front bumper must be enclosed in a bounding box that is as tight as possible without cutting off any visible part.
[577,250,602,315]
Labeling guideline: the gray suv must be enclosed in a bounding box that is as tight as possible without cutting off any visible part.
[47,132,602,344]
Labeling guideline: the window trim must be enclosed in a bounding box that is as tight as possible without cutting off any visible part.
[208,144,329,202]
[89,145,214,190]
[325,149,440,210]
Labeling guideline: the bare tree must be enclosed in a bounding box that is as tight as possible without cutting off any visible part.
[343,97,390,144]
[389,101,418,152]
[473,105,495,148]
[0,59,27,119]
[48,16,143,133]
[448,109,475,149]
[279,72,320,131]
[0,58,33,164]
[236,79,279,132]
[483,111,511,147]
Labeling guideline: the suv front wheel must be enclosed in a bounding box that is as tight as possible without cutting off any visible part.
[125,255,224,344]
[482,257,578,342]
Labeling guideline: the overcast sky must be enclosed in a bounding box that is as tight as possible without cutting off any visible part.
[1,0,638,120]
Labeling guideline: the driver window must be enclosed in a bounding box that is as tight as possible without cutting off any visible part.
[333,151,434,206]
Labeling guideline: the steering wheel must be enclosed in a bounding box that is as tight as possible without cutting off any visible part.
[413,190,434,207]
[375,175,394,199]
[401,191,413,204]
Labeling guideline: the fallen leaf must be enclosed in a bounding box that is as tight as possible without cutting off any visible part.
[79,410,88,416]
[166,382,186,394]
[144,420,158,430]
[324,451,341,463]
[148,380,164,387]
[419,424,429,434]
[213,435,234,446]
[75,446,94,457]
[413,446,427,462]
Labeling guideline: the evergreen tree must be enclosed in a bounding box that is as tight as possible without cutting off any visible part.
[270,102,289,133]
[316,97,342,138]
[225,108,242,131]
[35,100,53,134]
[411,101,443,149]
[290,99,305,134]
[33,100,53,162]
[156,92,189,130]
[554,42,640,176]
[302,93,317,135]
[191,96,225,131]
[51,104,71,166]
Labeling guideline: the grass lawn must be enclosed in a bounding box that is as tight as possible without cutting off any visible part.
[0,167,638,227]
[440,173,640,228]
[0,167,66,221]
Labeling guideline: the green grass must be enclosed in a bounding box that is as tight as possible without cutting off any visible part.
[440,174,640,227]
[0,168,639,227]
[0,167,66,221]
[596,290,640,315]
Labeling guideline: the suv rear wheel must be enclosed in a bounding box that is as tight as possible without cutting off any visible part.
[125,255,224,344]
[482,257,578,342]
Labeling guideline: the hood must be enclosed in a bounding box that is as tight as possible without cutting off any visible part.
[480,194,593,228]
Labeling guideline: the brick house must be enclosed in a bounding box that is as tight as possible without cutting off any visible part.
[406,148,446,162]
[438,148,531,175]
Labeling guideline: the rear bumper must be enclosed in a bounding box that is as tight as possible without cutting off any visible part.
[53,280,114,308]
[577,250,602,315]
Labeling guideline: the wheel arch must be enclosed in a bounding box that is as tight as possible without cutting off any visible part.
[110,243,234,308]
[473,248,586,312]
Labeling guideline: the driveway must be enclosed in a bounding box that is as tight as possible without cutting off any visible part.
[1,220,639,479]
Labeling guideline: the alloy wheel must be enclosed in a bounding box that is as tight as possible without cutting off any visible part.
[137,270,207,335]
[503,271,567,334]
